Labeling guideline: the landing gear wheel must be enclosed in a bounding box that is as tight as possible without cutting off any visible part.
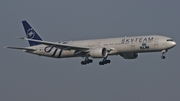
[106,60,111,63]
[99,61,104,65]
[81,57,93,65]
[161,56,166,59]
[89,59,93,63]
[86,61,90,64]
[81,61,86,65]
[99,60,111,65]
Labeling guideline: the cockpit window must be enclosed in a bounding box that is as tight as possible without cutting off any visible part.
[167,39,173,41]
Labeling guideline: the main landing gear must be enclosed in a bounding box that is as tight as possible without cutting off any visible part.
[80,56,111,65]
[161,50,167,59]
[99,56,111,65]
[81,57,93,65]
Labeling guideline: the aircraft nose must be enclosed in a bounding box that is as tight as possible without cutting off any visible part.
[172,42,176,47]
[170,41,176,47]
[166,40,176,49]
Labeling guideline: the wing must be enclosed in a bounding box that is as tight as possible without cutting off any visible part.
[21,38,90,51]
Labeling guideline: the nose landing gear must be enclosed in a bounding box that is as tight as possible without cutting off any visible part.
[161,50,167,59]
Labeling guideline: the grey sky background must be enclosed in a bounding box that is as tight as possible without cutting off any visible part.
[0,0,180,101]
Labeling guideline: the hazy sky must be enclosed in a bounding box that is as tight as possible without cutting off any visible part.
[1,0,180,101]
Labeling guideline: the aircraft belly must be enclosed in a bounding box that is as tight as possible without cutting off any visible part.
[117,44,134,53]
[133,43,157,52]
[60,50,76,58]
[115,42,161,53]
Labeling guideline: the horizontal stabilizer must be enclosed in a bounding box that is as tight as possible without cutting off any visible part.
[5,46,36,51]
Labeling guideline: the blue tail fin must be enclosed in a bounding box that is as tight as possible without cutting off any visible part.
[22,20,43,46]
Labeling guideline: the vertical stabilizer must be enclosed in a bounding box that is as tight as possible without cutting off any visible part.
[22,20,43,46]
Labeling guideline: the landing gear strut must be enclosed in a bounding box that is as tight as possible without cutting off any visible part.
[161,50,167,59]
[99,56,111,65]
[81,57,93,65]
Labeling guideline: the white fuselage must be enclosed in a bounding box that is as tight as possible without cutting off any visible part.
[27,35,176,58]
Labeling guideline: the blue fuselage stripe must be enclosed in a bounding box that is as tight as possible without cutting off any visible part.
[58,49,63,58]
[52,48,58,57]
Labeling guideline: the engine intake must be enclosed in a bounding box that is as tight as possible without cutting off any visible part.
[89,47,108,58]
[120,53,138,59]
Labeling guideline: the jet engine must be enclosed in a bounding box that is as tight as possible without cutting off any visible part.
[89,47,108,58]
[120,53,138,59]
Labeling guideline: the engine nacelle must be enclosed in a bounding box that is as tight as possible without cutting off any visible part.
[120,53,138,59]
[89,47,108,58]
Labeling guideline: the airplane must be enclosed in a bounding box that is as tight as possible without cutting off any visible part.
[6,20,176,65]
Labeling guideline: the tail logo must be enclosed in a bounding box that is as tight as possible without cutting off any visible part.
[27,28,35,39]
